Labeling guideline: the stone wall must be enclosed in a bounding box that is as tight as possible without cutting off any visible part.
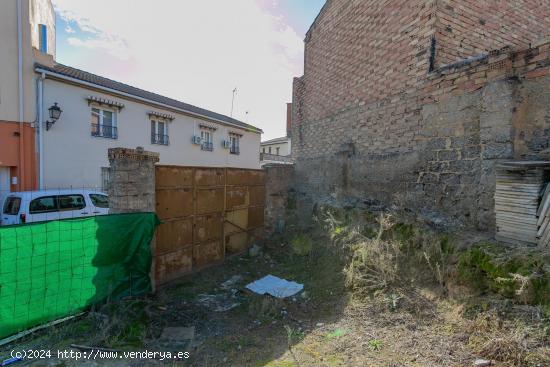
[264,165,294,235]
[293,34,550,230]
[107,147,159,213]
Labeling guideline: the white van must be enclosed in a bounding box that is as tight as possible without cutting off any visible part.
[1,189,109,226]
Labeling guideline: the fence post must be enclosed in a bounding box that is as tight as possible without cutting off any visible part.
[108,147,160,291]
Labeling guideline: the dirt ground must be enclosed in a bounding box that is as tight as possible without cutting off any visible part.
[2,219,549,367]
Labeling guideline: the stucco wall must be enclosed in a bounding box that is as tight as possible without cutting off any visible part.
[0,0,21,123]
[261,141,291,156]
[0,121,37,191]
[0,0,55,124]
[42,79,261,189]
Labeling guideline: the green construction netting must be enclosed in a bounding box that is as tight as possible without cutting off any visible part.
[0,212,160,339]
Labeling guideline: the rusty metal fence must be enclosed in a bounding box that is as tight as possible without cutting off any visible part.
[154,166,265,285]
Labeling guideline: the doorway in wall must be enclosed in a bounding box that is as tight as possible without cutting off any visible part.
[0,167,10,207]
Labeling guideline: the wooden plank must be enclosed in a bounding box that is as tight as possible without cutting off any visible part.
[537,188,550,226]
[537,184,550,216]
[495,205,538,215]
[537,216,549,237]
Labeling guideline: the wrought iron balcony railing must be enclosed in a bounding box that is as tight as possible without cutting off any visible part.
[91,124,118,139]
[201,141,214,151]
[151,133,169,145]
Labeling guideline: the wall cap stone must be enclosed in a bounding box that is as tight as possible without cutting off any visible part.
[108,147,160,163]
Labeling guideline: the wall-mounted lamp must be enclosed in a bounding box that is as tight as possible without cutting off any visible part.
[46,102,62,130]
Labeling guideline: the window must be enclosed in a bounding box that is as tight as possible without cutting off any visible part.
[276,147,280,155]
[58,195,86,211]
[230,135,240,155]
[269,147,272,154]
[101,167,110,192]
[90,194,109,208]
[262,147,265,153]
[201,129,213,151]
[3,197,21,215]
[39,24,47,53]
[91,107,117,139]
[151,119,169,145]
[29,196,57,214]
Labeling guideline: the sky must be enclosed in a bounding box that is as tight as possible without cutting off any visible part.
[52,0,326,140]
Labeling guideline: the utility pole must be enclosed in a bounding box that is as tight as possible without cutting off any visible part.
[230,87,237,117]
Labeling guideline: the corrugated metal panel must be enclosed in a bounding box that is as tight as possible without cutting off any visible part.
[193,240,223,268]
[156,188,193,219]
[156,218,193,254]
[196,188,224,214]
[154,166,265,286]
[226,186,249,209]
[194,214,223,244]
[155,247,193,284]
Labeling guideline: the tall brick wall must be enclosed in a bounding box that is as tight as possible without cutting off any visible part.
[301,0,437,123]
[293,2,550,230]
[435,0,550,66]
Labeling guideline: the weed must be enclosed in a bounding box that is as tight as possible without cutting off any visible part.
[284,325,304,367]
[385,293,402,311]
[368,339,382,351]
[326,328,347,339]
[457,245,550,306]
[290,234,312,256]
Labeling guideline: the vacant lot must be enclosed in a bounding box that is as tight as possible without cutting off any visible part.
[2,207,549,366]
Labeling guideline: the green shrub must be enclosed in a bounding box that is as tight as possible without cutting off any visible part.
[458,245,550,305]
[290,234,312,256]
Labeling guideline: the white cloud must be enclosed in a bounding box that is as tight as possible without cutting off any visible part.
[64,25,75,33]
[52,0,304,140]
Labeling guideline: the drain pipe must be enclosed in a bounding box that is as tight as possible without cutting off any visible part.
[17,0,25,190]
[38,73,45,190]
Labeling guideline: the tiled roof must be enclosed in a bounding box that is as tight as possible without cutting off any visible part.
[261,136,290,145]
[35,63,262,133]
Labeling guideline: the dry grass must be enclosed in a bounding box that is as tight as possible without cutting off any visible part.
[2,206,549,366]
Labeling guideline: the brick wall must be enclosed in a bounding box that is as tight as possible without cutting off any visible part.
[435,0,550,66]
[300,0,437,123]
[293,3,550,230]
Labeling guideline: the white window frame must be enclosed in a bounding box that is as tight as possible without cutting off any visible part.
[229,135,240,155]
[151,118,169,145]
[200,129,214,151]
[91,106,117,139]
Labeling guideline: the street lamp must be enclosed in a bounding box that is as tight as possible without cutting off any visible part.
[46,102,62,130]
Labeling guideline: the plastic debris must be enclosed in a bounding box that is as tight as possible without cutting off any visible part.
[245,275,304,298]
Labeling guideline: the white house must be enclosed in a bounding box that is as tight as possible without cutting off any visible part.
[261,136,291,157]
[37,63,263,190]
[0,0,263,192]
[259,103,292,166]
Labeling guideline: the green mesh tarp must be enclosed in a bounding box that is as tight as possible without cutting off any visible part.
[0,212,160,339]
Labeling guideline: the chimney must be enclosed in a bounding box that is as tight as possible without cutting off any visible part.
[286,103,292,137]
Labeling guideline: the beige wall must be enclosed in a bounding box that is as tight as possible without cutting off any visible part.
[0,0,55,123]
[29,0,56,58]
[0,0,21,122]
[261,140,290,156]
[42,78,261,189]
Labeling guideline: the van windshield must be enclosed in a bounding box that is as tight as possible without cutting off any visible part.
[3,197,21,215]
[89,194,109,208]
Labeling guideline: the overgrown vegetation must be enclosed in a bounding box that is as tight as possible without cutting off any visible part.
[317,207,454,298]
[3,205,549,366]
[457,243,550,305]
